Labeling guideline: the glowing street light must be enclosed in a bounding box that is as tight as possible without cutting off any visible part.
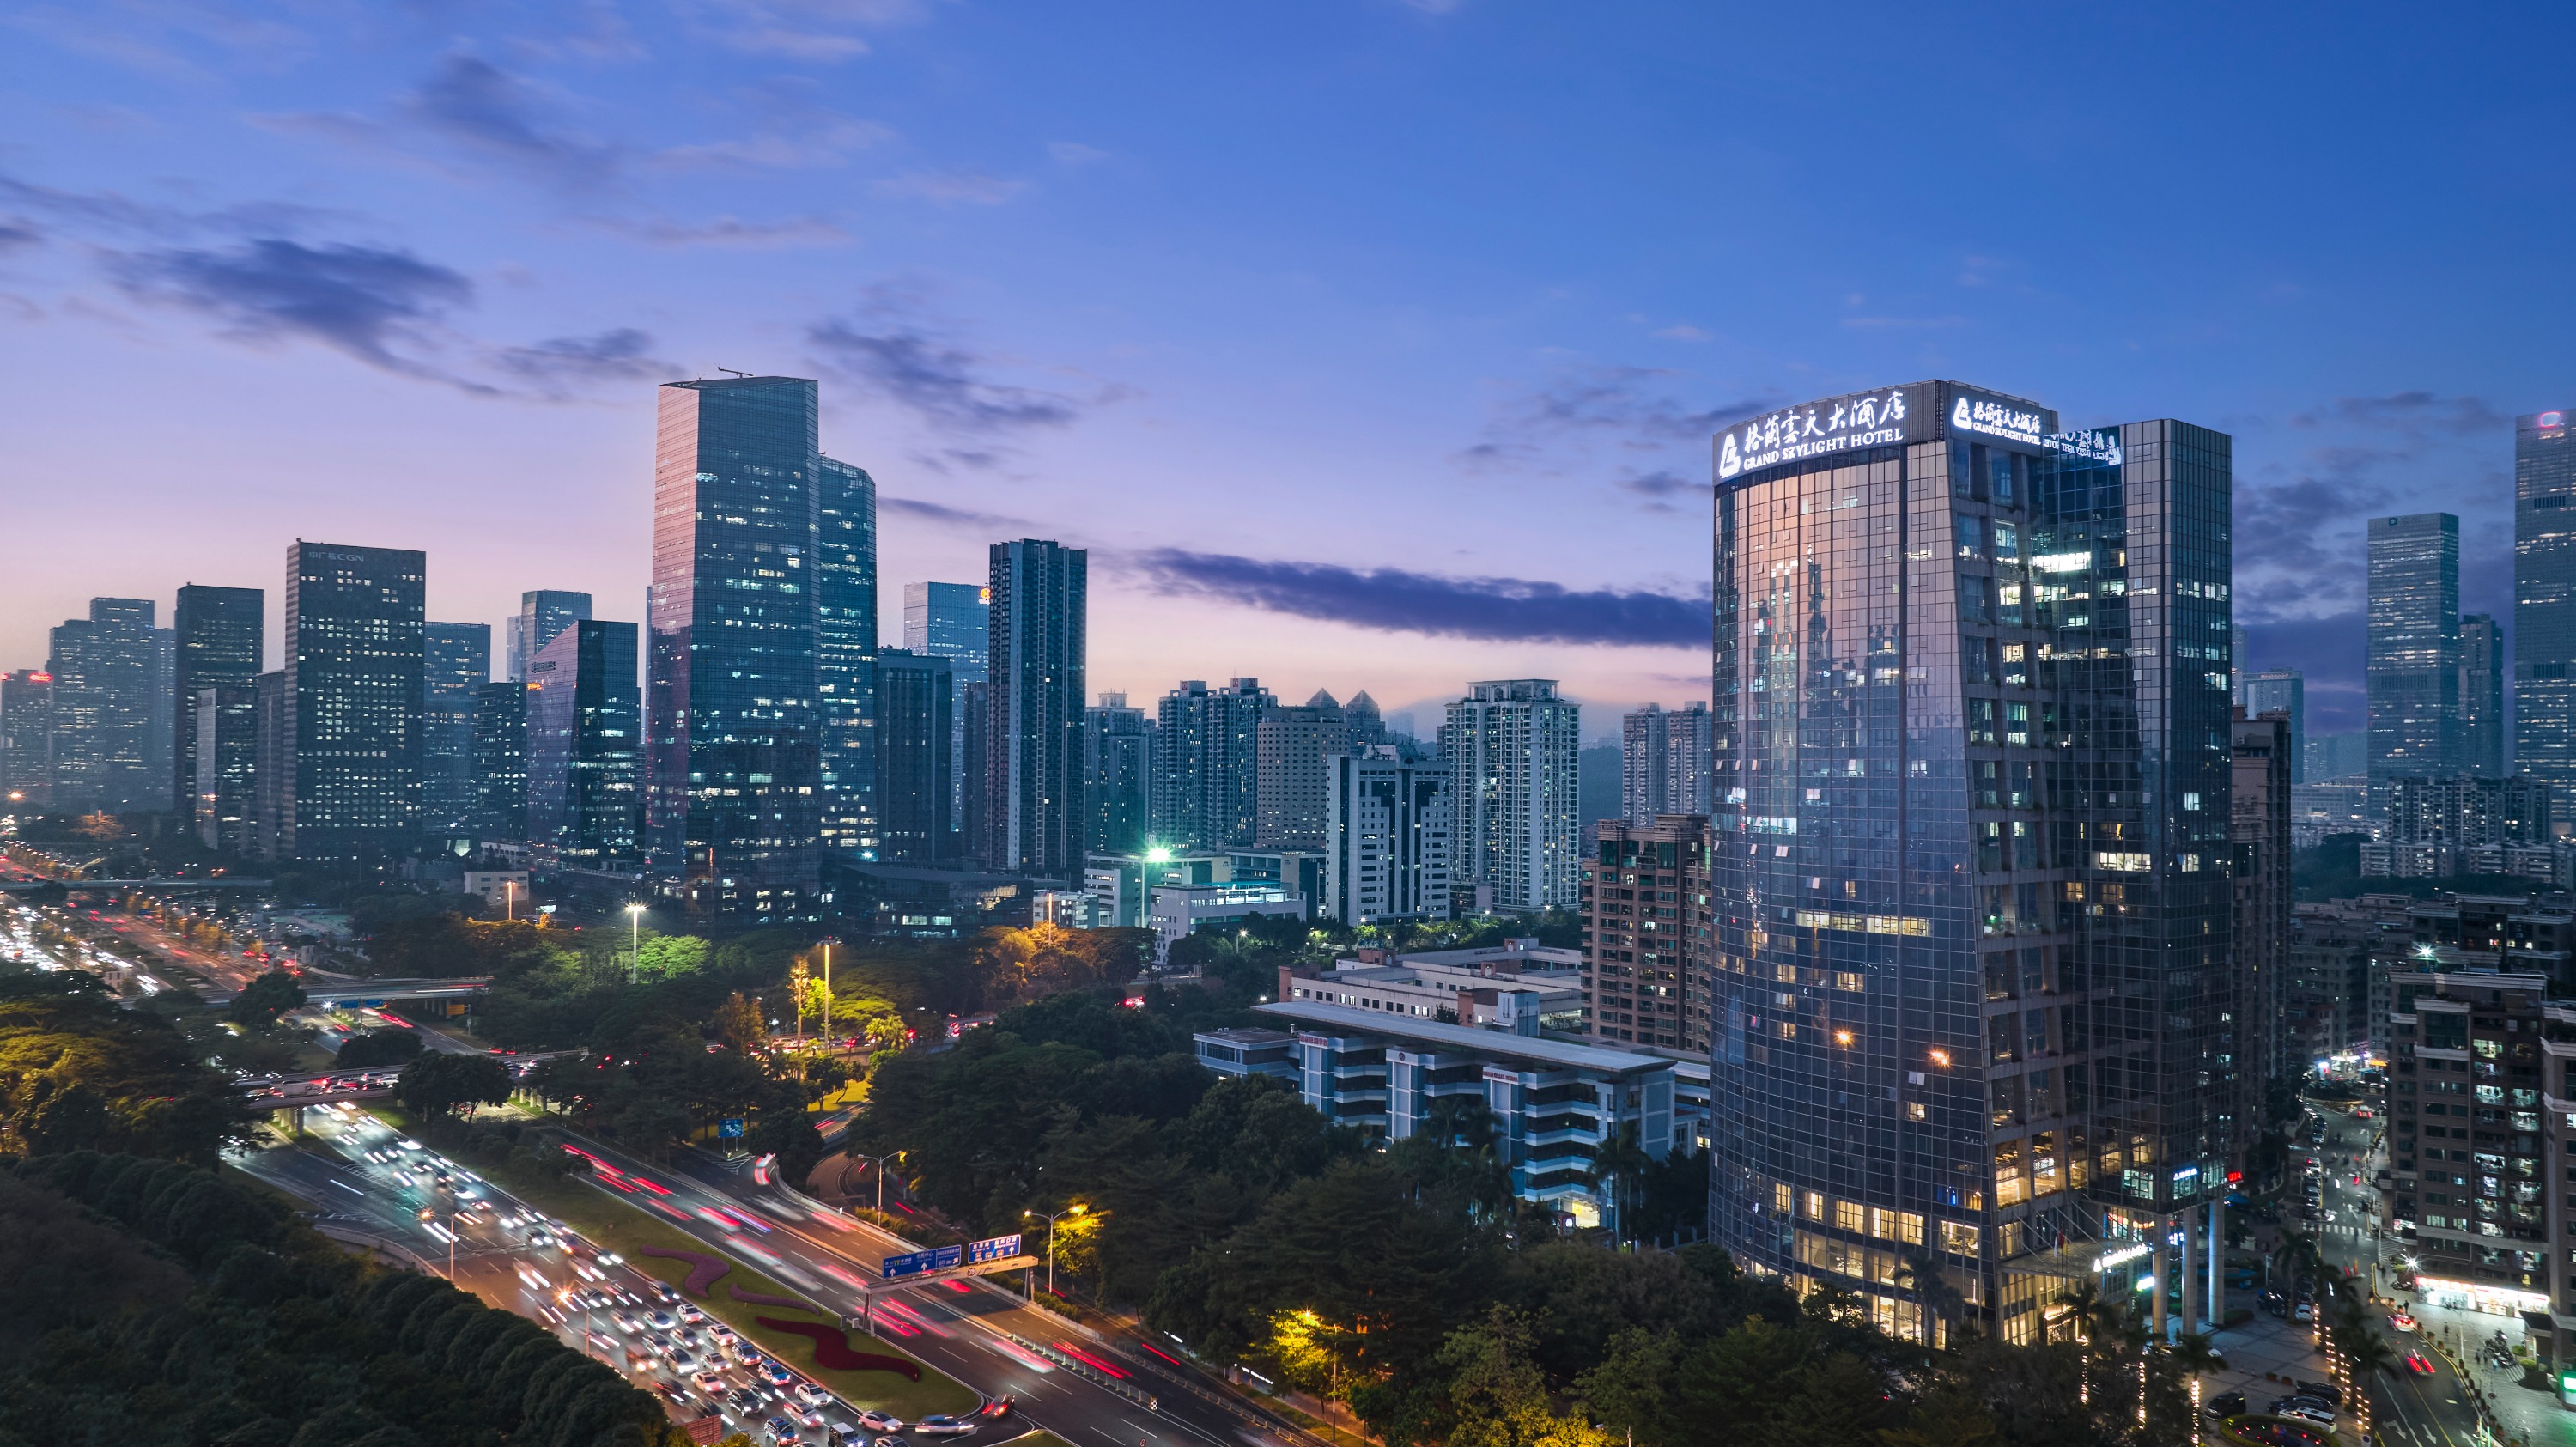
[1024,1202,1091,1296]
[626,903,646,984]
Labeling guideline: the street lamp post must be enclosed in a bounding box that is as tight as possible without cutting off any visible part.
[851,1151,903,1214]
[627,903,645,985]
[1024,1203,1089,1297]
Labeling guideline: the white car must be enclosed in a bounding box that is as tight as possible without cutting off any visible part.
[611,1311,641,1335]
[793,1383,833,1408]
[856,1412,904,1434]
[914,1416,978,1437]
[692,1371,730,1397]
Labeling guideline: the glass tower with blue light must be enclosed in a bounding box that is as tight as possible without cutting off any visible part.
[1706,382,2237,1347]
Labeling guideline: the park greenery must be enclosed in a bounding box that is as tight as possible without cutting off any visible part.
[0,1150,684,1447]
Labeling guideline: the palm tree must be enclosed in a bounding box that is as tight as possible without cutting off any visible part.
[2054,1280,2129,1408]
[1895,1249,1970,1347]
[2166,1332,2227,1446]
[1587,1123,1653,1242]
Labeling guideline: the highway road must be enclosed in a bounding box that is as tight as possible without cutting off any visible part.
[552,1128,1316,1447]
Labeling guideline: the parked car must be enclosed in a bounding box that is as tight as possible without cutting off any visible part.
[2294,1382,2343,1408]
[2207,1391,2247,1417]
[2271,1401,2336,1427]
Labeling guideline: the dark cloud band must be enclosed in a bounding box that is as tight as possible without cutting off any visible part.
[1135,550,1710,648]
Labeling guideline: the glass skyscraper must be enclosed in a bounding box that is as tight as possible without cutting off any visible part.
[2366,513,2460,799]
[173,585,263,817]
[984,540,1086,879]
[2459,612,2505,779]
[526,619,639,866]
[1706,381,2237,1347]
[282,542,426,863]
[2242,668,2305,781]
[904,581,988,854]
[1085,693,1153,856]
[647,376,874,915]
[422,622,491,834]
[47,598,161,814]
[2518,409,2576,806]
[816,455,878,863]
[471,679,527,842]
[873,648,953,864]
[506,591,592,683]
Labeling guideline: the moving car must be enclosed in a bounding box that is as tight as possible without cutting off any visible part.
[2404,1353,2434,1375]
[793,1384,833,1409]
[2389,1311,2418,1332]
[855,1413,905,1434]
[692,1371,729,1396]
[915,1415,977,1436]
[763,1418,801,1444]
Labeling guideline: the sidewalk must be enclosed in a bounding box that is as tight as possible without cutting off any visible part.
[2404,1294,2573,1446]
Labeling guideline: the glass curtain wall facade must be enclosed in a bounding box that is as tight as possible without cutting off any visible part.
[2459,613,2505,779]
[471,679,527,842]
[282,543,426,863]
[872,649,952,864]
[648,377,824,913]
[526,619,639,866]
[904,581,988,858]
[985,540,1087,879]
[193,684,258,849]
[2243,670,2306,781]
[2,670,55,808]
[2517,410,2576,806]
[507,590,591,683]
[1707,381,2237,1346]
[422,622,490,833]
[172,585,263,817]
[46,599,160,813]
[817,455,879,863]
[2367,513,2461,802]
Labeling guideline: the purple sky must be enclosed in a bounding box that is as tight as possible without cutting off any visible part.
[2,3,2562,736]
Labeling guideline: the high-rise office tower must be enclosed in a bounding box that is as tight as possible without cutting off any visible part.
[1256,690,1348,850]
[191,684,258,850]
[144,626,175,809]
[422,622,491,834]
[2459,612,2506,779]
[526,620,639,866]
[873,649,953,864]
[2517,409,2576,809]
[1440,679,1581,911]
[506,590,592,683]
[1619,702,1715,825]
[1153,678,1273,850]
[958,678,989,862]
[0,669,53,807]
[2367,513,2460,799]
[171,585,264,818]
[1323,747,1452,925]
[46,599,160,813]
[1706,382,2236,1345]
[1346,690,1388,750]
[251,671,286,860]
[282,543,426,863]
[2306,731,2366,781]
[816,456,878,863]
[648,375,865,912]
[906,581,989,854]
[471,679,527,842]
[2229,623,2247,704]
[983,540,1086,879]
[2242,669,2306,781]
[1582,814,1710,1049]
[1084,692,1152,857]
[2231,709,2293,1114]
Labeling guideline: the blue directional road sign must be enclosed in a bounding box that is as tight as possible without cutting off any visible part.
[881,1244,964,1280]
[967,1233,1024,1265]
[719,1118,744,1138]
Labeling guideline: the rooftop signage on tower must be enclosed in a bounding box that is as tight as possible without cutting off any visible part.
[1716,380,2123,483]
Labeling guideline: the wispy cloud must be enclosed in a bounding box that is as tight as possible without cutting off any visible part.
[404,53,619,188]
[1136,550,1710,648]
[881,496,1031,532]
[1047,142,1110,168]
[807,291,1092,452]
[489,327,671,390]
[673,0,922,60]
[873,171,1026,206]
[650,115,892,172]
[108,237,483,386]
[2290,391,2507,436]
[624,215,854,247]
[0,170,337,240]
[1649,323,1710,342]
[1461,363,1770,470]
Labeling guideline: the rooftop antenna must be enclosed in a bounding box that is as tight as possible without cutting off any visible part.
[717,366,754,378]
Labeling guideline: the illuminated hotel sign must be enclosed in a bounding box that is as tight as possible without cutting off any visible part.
[1716,381,2114,483]
[2093,1242,2153,1271]
[1716,385,1935,481]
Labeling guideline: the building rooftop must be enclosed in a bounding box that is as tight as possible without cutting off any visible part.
[1195,1026,1294,1046]
[1255,1000,1673,1075]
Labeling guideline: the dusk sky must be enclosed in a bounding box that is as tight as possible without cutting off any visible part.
[3,3,2565,736]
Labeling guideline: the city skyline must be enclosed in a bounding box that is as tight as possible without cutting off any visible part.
[3,5,2568,728]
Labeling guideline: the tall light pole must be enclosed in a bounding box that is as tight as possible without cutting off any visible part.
[504,879,517,921]
[820,938,833,1043]
[627,903,645,985]
[852,1151,902,1214]
[1024,1203,1089,1296]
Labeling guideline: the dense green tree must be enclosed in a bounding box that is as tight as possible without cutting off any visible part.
[0,970,243,1163]
[334,1027,425,1068]
[228,966,307,1025]
[394,1051,513,1121]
